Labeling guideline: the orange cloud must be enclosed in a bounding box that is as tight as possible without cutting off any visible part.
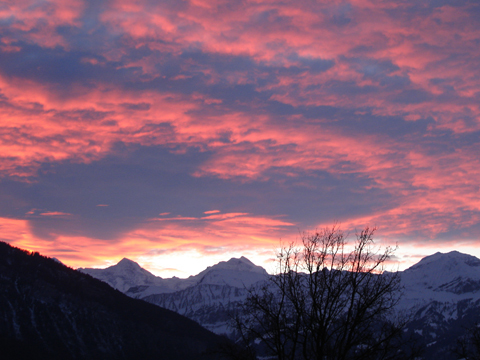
[0,211,296,276]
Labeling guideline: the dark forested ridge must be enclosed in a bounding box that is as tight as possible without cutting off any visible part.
[0,241,228,360]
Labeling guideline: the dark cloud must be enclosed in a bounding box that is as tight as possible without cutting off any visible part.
[321,80,378,96]
[392,89,432,104]
[120,103,151,111]
[247,9,297,33]
[286,53,335,74]
[322,3,354,27]
[343,57,411,89]
[0,42,142,87]
[0,142,394,240]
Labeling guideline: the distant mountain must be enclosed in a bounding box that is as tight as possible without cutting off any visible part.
[193,256,268,288]
[398,251,480,359]
[0,241,229,360]
[79,257,161,291]
[81,256,269,335]
[83,250,480,359]
[141,284,250,335]
[79,257,193,293]
[81,255,268,299]
[402,251,480,295]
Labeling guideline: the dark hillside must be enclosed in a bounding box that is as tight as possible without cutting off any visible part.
[0,241,228,360]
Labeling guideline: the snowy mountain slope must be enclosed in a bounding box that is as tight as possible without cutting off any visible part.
[191,256,268,288]
[398,251,480,310]
[79,258,193,293]
[402,251,480,293]
[81,256,268,296]
[82,256,269,336]
[130,257,269,336]
[127,256,268,299]
[80,250,480,358]
[140,283,250,335]
[396,251,480,359]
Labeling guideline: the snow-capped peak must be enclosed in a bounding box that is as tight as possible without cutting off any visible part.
[407,251,480,272]
[401,251,480,295]
[191,256,268,288]
[116,257,143,269]
[203,256,266,274]
[79,258,164,292]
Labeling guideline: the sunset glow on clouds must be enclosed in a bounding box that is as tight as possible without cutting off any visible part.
[1,0,480,275]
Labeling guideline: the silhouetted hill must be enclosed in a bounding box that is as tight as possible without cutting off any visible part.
[0,241,228,360]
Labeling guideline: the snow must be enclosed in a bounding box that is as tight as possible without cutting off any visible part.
[81,251,480,308]
[79,250,480,341]
[191,256,269,288]
[80,256,268,296]
[402,251,480,291]
[397,251,480,310]
[78,258,169,292]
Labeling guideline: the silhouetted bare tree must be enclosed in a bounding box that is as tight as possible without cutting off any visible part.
[235,226,414,360]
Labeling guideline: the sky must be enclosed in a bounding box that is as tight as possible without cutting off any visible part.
[1,0,480,277]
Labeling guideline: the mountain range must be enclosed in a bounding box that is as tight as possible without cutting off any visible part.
[81,250,480,359]
[2,239,478,360]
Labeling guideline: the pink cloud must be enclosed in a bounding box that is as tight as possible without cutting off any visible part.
[1,0,480,272]
[39,211,72,217]
[204,210,220,214]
